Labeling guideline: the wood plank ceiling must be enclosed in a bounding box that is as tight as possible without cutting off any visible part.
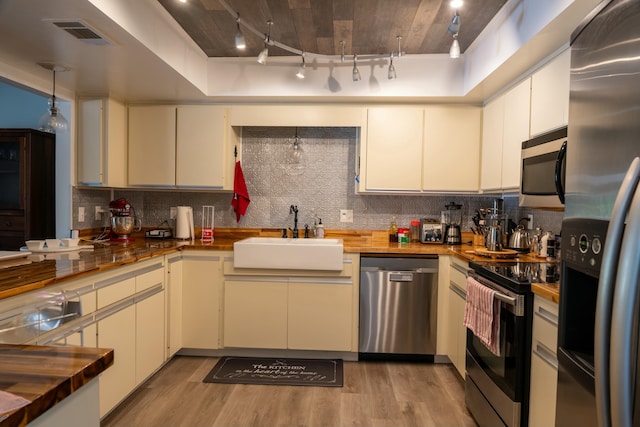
[158,0,507,58]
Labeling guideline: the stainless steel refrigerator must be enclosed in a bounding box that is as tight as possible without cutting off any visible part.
[556,0,640,426]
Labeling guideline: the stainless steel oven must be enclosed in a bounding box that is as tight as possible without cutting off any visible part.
[466,262,535,427]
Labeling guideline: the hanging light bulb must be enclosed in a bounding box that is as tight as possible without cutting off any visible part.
[257,20,272,64]
[296,53,306,79]
[352,55,361,82]
[450,34,461,58]
[234,14,246,49]
[292,128,303,163]
[38,63,68,134]
[388,54,396,80]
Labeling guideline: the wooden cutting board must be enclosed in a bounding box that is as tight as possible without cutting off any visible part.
[474,247,518,258]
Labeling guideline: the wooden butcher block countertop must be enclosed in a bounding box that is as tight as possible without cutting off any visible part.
[0,344,113,427]
[0,228,559,303]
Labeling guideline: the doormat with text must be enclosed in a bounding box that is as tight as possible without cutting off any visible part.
[203,356,343,387]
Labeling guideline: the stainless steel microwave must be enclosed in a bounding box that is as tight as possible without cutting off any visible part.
[519,126,567,208]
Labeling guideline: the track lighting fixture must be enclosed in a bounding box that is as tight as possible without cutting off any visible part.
[257,20,272,64]
[38,63,68,134]
[296,53,306,79]
[352,55,361,82]
[235,14,246,49]
[450,35,460,58]
[388,54,396,80]
[448,11,461,35]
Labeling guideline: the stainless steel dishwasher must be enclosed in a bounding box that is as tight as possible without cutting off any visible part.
[359,256,438,358]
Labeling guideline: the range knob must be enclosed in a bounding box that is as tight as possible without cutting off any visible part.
[579,234,589,254]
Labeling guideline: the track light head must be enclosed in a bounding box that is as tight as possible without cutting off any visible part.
[448,12,461,34]
[449,35,461,58]
[235,14,246,49]
[257,46,269,64]
[352,55,361,82]
[388,54,396,80]
[296,54,306,79]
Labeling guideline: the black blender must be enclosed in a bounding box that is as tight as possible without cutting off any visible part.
[442,202,463,245]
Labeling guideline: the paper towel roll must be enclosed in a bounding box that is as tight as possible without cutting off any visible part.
[176,206,194,239]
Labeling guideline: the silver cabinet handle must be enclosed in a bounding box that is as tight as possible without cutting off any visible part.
[535,305,558,327]
[451,262,471,276]
[533,341,558,370]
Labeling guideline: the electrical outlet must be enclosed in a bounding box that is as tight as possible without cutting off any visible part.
[95,206,104,221]
[527,214,534,230]
[78,207,85,223]
[340,209,353,223]
[170,207,177,220]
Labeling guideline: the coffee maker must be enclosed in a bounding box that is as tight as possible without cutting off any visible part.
[109,198,140,243]
[442,202,463,245]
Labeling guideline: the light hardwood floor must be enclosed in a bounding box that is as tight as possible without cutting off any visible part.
[101,356,478,427]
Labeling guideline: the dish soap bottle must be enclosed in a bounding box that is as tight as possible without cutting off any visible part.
[389,216,398,243]
[316,219,324,238]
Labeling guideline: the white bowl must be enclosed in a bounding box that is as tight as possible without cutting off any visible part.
[45,239,61,249]
[61,237,80,248]
[25,240,45,250]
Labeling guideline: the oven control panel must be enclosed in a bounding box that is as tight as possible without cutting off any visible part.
[562,217,609,275]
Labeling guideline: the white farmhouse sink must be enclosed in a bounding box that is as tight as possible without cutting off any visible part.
[233,237,344,270]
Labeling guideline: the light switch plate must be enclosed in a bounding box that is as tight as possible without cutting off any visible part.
[340,209,353,223]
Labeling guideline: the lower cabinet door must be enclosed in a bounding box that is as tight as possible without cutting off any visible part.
[135,290,165,384]
[528,342,558,427]
[288,282,352,351]
[97,305,136,418]
[223,280,287,349]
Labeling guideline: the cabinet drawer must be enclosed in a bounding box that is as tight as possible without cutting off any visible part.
[135,263,164,292]
[533,296,559,353]
[449,259,470,290]
[0,215,24,231]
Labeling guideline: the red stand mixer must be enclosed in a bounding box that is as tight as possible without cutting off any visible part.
[109,198,140,243]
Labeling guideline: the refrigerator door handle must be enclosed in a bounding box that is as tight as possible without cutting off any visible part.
[610,172,640,427]
[555,140,567,204]
[596,157,640,427]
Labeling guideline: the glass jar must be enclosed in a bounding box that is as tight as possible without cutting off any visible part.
[410,220,420,242]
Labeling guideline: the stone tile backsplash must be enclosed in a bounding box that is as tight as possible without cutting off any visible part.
[72,127,563,236]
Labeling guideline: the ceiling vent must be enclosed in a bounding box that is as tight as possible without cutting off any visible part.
[50,20,113,45]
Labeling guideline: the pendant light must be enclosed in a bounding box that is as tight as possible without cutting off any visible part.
[296,53,306,79]
[388,54,397,80]
[450,35,461,59]
[38,63,69,134]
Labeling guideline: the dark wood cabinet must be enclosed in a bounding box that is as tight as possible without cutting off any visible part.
[0,129,55,250]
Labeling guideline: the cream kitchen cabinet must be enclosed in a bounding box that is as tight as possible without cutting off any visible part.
[224,279,289,349]
[77,97,127,187]
[448,256,469,377]
[166,253,183,357]
[423,106,481,192]
[222,254,359,353]
[528,295,559,427]
[96,275,137,418]
[288,280,353,351]
[360,106,481,193]
[128,105,176,187]
[362,107,424,192]
[530,49,570,137]
[128,105,240,189]
[481,78,531,191]
[181,252,222,350]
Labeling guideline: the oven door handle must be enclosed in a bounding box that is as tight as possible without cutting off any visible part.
[494,292,517,306]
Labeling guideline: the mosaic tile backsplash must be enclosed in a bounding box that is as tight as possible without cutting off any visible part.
[73,127,563,236]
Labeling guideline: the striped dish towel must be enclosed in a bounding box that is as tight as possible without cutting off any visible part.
[463,276,501,356]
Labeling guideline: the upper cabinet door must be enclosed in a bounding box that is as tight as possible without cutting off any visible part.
[77,98,127,187]
[530,49,570,137]
[176,106,226,188]
[364,107,423,192]
[423,106,481,192]
[128,106,176,187]
[502,78,531,190]
[481,96,505,191]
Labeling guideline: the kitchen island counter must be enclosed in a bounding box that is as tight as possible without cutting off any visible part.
[0,344,113,427]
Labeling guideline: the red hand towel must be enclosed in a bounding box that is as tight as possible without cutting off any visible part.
[231,160,250,222]
[463,276,501,356]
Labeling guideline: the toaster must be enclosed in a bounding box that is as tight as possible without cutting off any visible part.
[420,219,443,243]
